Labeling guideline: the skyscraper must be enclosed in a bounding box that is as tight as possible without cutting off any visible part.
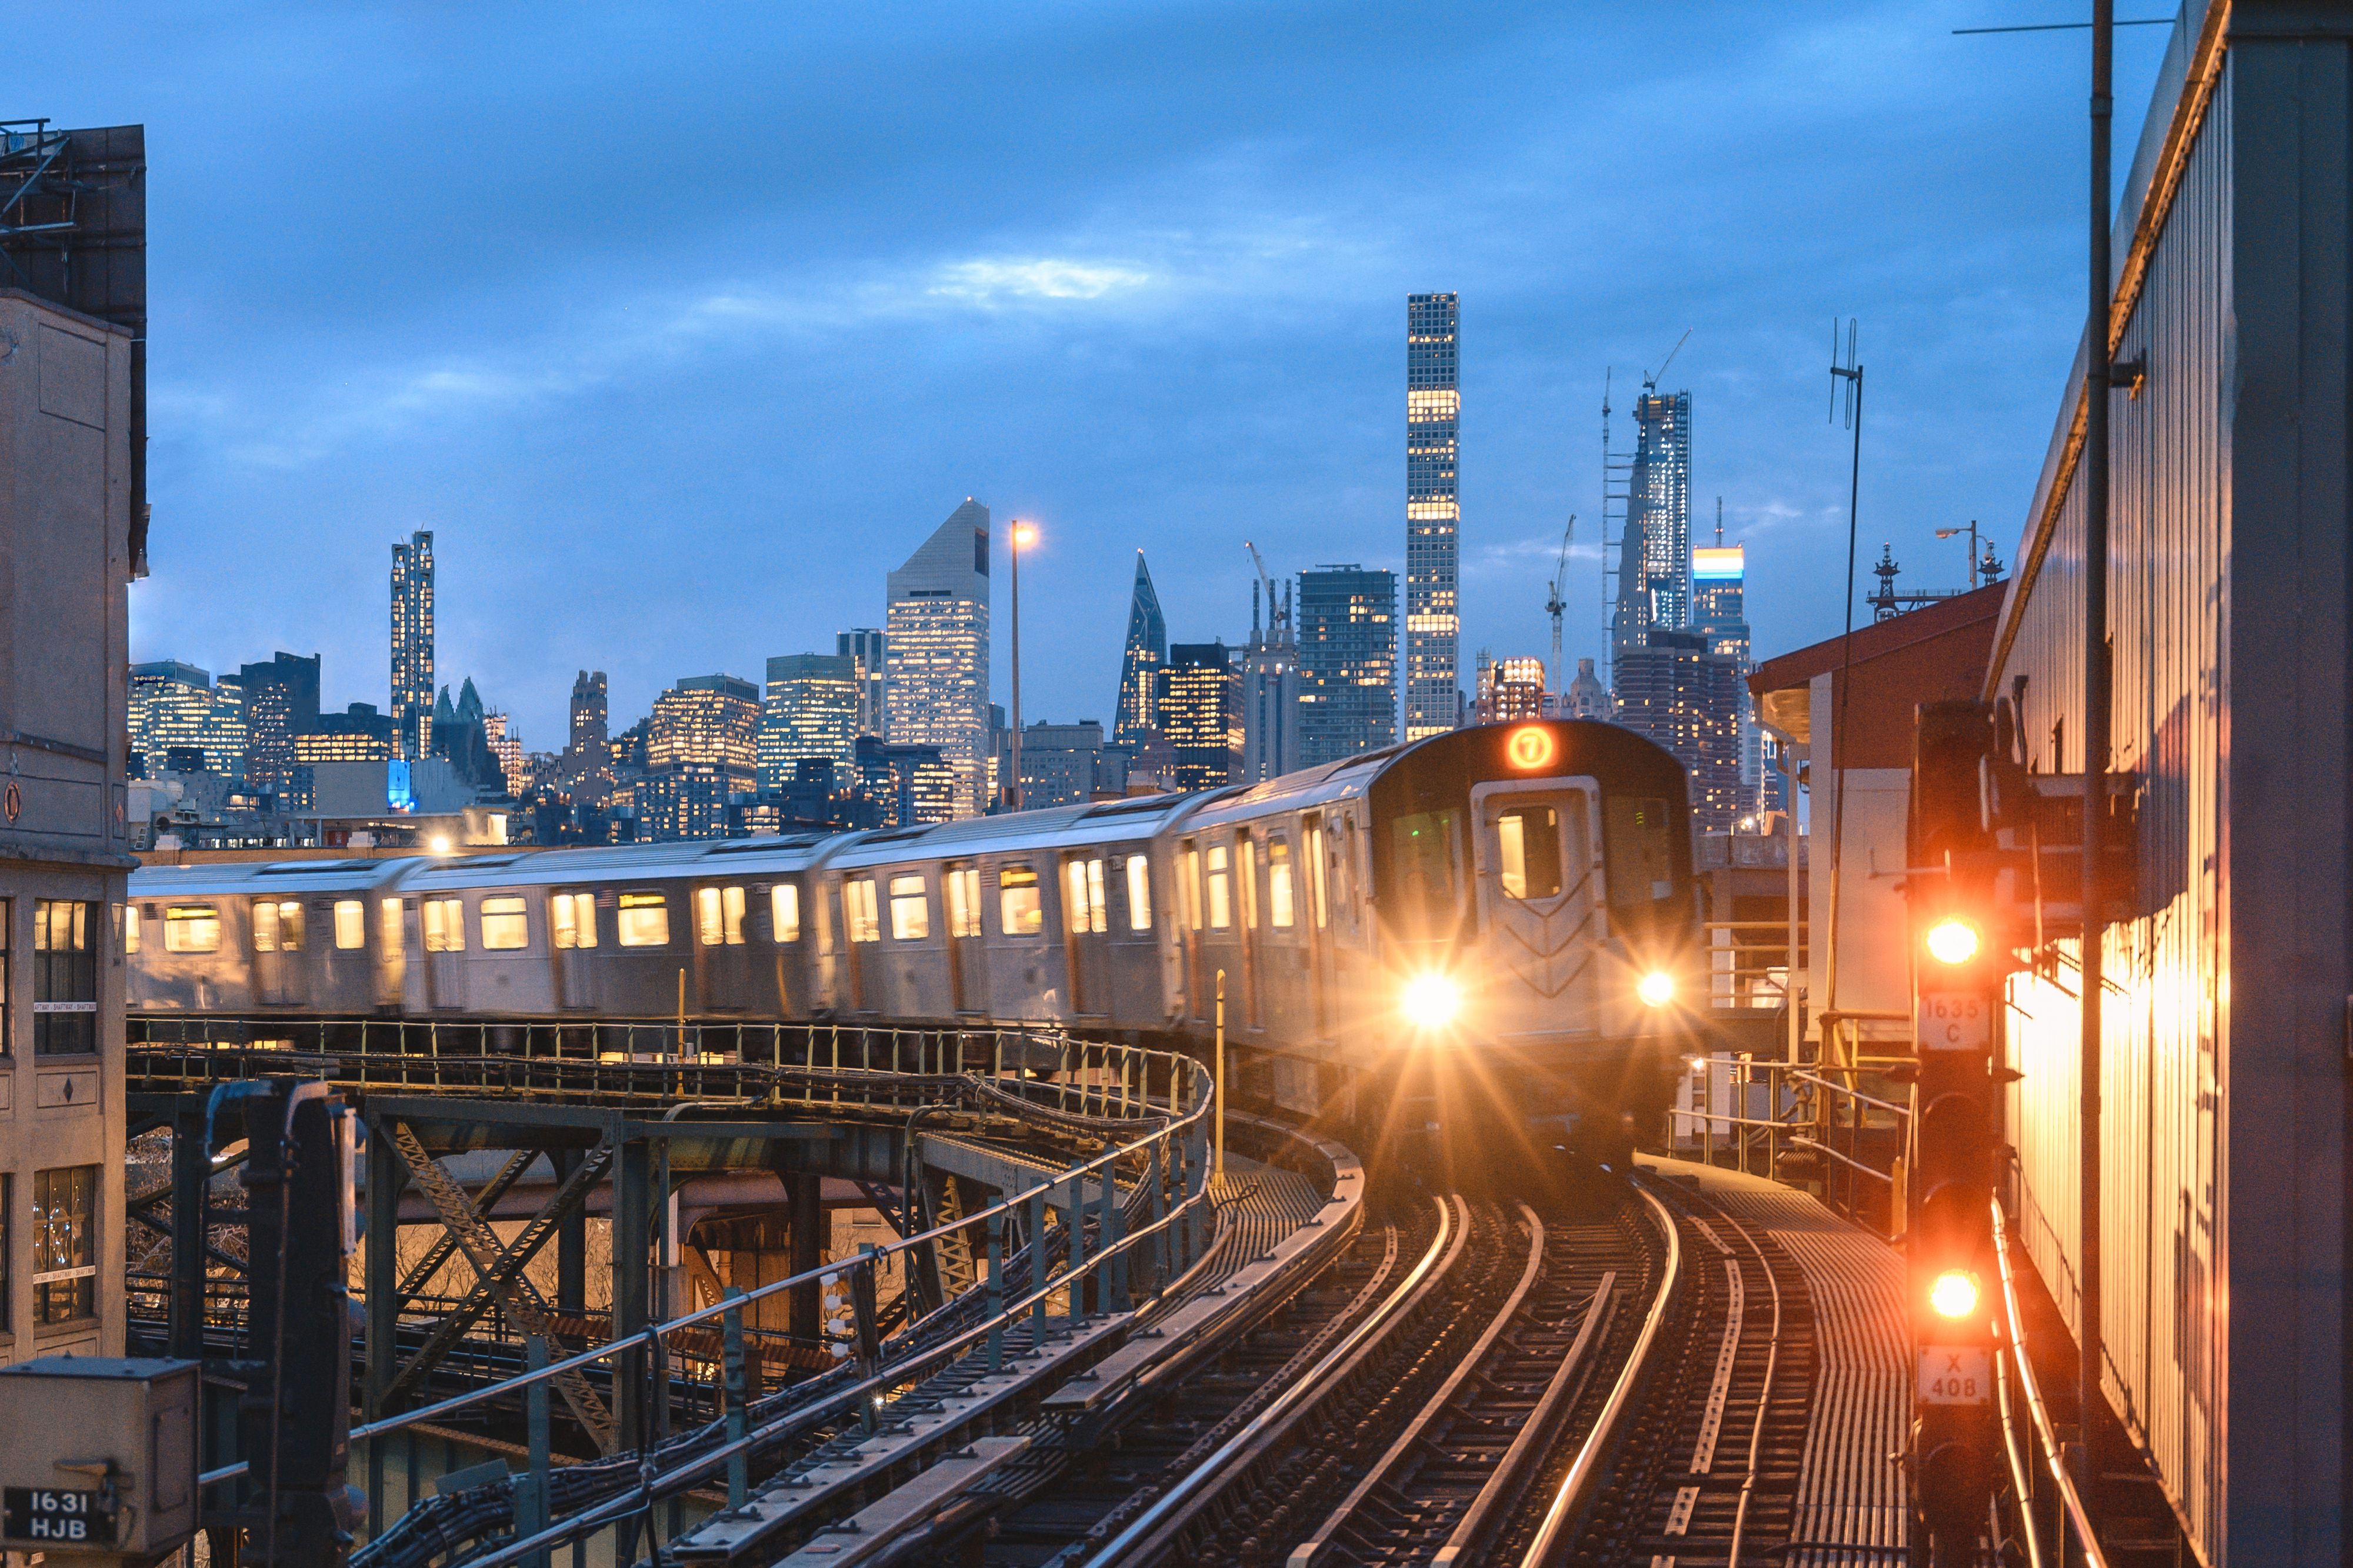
[1615,628,1743,832]
[645,673,761,839]
[1239,579,1301,784]
[1611,391,1692,690]
[1114,552,1167,746]
[1564,657,1611,720]
[1296,566,1398,766]
[128,661,237,778]
[760,653,859,790]
[1475,655,1548,723]
[836,629,888,738]
[885,499,991,818]
[570,670,609,753]
[391,529,435,760]
[238,652,321,792]
[1405,292,1461,739]
[1692,541,1760,812]
[1157,643,1241,793]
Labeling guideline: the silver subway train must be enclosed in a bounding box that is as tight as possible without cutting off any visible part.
[128,723,1697,1162]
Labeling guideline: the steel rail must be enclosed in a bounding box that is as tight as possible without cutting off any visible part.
[1087,1194,1466,1567]
[1991,1198,2110,1568]
[1284,1199,1548,1567]
[1514,1180,1682,1568]
[1715,1203,1787,1568]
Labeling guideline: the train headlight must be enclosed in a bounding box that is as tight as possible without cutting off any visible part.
[429,835,452,854]
[1928,1269,1981,1321]
[1637,970,1676,1007]
[1400,974,1461,1030]
[1925,917,1981,966]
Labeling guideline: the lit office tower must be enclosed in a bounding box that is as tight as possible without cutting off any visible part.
[1405,292,1461,738]
[391,529,435,760]
[836,629,888,738]
[885,499,991,818]
[1296,566,1397,766]
[1691,541,1760,812]
[1114,552,1167,746]
[238,651,321,792]
[1615,629,1743,832]
[129,661,221,778]
[1610,391,1692,692]
[760,653,859,790]
[1156,643,1241,794]
[1474,656,1548,723]
[645,673,760,839]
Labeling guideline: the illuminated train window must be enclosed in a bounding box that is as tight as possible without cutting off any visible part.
[252,899,305,953]
[1125,856,1151,932]
[1391,812,1462,922]
[1204,846,1231,930]
[618,892,671,948]
[1604,798,1674,906]
[999,866,1042,936]
[1065,859,1107,935]
[334,900,366,950]
[1267,840,1295,929]
[888,875,929,941]
[422,897,466,952]
[552,893,599,949]
[946,868,982,938]
[844,880,881,944]
[697,886,746,946]
[771,883,801,943]
[1497,807,1564,900]
[481,897,529,950]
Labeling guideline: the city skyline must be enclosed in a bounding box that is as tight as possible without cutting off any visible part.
[89,7,2182,751]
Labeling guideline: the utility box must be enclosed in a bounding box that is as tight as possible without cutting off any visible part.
[0,1357,199,1562]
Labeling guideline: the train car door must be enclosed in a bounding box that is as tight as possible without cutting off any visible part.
[249,896,304,1006]
[420,892,469,1010]
[1469,779,1602,1035]
[1061,853,1109,1017]
[1235,831,1262,1029]
[841,875,879,1012]
[377,896,406,1009]
[944,863,985,1014]
[549,889,601,1010]
[1178,840,1206,1020]
[1302,814,1332,1036]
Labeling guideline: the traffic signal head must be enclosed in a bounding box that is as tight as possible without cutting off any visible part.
[1928,1269,1981,1320]
[1924,916,1981,966]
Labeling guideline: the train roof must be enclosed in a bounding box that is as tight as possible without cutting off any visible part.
[1175,749,1391,831]
[130,858,418,899]
[392,835,846,891]
[819,792,1212,869]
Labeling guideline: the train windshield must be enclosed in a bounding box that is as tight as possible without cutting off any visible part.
[1604,797,1675,907]
[1496,806,1565,900]
[1390,810,1464,936]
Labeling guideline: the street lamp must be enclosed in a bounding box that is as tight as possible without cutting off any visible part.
[1935,521,1983,589]
[1008,523,1036,810]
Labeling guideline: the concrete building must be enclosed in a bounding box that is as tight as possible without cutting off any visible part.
[836,629,888,739]
[885,499,991,817]
[0,284,138,1362]
[1158,642,1240,794]
[1404,292,1461,739]
[1239,579,1301,784]
[128,660,243,780]
[1113,552,1166,748]
[391,529,434,760]
[760,653,858,790]
[1474,655,1548,723]
[293,701,395,765]
[1297,565,1397,766]
[999,720,1129,809]
[855,736,955,828]
[1564,656,1611,720]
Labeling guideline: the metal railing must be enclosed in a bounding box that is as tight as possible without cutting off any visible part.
[1991,1197,2109,1568]
[1701,920,1808,1012]
[1662,1053,1911,1236]
[186,1034,1218,1565]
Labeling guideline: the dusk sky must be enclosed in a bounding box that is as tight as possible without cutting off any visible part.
[43,2,2171,749]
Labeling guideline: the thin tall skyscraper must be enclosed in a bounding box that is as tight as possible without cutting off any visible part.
[836,629,888,738]
[1405,292,1461,739]
[1692,539,1760,813]
[1608,391,1692,695]
[391,529,435,760]
[1114,552,1167,746]
[885,499,992,817]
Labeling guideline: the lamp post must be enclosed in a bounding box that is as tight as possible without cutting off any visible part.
[1934,521,1983,589]
[1008,523,1035,810]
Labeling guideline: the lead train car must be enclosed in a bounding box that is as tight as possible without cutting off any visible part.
[127,723,1696,1161]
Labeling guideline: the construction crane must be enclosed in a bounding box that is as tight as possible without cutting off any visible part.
[1644,328,1693,391]
[1545,513,1577,690]
[1245,541,1288,638]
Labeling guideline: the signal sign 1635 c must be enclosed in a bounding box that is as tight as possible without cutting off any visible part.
[1917,991,1989,1053]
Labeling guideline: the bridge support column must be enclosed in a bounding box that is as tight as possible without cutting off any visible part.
[553,1147,586,1316]
[613,1137,654,1454]
[169,1102,208,1361]
[364,1108,404,1539]
[788,1169,822,1352]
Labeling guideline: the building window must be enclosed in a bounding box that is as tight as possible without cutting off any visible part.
[481,896,529,951]
[945,869,981,939]
[422,897,468,952]
[164,903,220,955]
[888,875,929,942]
[252,899,304,953]
[617,892,669,948]
[1205,846,1231,930]
[333,900,366,950]
[998,866,1042,936]
[844,879,881,944]
[33,1165,96,1325]
[770,885,800,945]
[32,901,96,1057]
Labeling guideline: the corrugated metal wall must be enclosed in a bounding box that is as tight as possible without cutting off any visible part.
[1997,60,2232,1560]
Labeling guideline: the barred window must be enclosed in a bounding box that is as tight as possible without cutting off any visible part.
[33,900,96,1056]
[33,1165,96,1325]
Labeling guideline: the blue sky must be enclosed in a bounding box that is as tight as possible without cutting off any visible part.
[49,2,2171,749]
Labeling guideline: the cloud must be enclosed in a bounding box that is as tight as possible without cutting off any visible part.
[928,256,1156,303]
